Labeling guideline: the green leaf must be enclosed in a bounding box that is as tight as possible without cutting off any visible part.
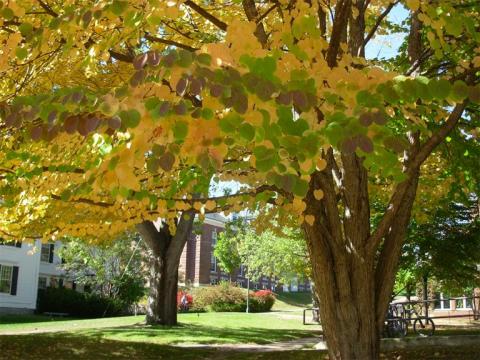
[145,97,161,111]
[201,108,214,120]
[110,0,128,16]
[451,80,468,101]
[108,156,119,171]
[219,113,242,133]
[292,178,309,197]
[1,8,14,21]
[356,90,381,107]
[15,48,28,60]
[428,79,451,100]
[196,53,212,66]
[173,121,188,140]
[253,146,278,172]
[119,109,141,128]
[177,49,193,67]
[19,23,34,37]
[238,123,255,141]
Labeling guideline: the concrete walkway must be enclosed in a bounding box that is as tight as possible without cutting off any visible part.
[176,334,480,353]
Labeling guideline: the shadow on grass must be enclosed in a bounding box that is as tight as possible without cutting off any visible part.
[0,314,77,325]
[3,331,480,360]
[89,323,321,345]
[0,332,217,360]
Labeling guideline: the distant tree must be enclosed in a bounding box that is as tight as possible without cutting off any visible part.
[58,232,147,306]
[215,221,310,284]
[397,197,480,297]
[213,220,242,277]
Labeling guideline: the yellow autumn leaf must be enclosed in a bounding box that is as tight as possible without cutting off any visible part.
[305,214,315,226]
[205,200,217,211]
[314,189,324,200]
[316,158,327,171]
[406,0,420,11]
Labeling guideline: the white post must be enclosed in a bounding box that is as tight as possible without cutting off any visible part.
[246,277,250,313]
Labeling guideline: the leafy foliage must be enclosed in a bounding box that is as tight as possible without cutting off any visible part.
[191,282,275,313]
[37,287,124,318]
[58,232,146,306]
[192,281,247,312]
[1,1,479,357]
[215,221,310,283]
[398,197,480,294]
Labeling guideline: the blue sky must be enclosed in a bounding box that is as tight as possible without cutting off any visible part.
[365,4,409,60]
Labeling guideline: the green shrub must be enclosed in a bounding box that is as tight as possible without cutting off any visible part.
[192,281,246,312]
[190,282,275,312]
[37,287,124,318]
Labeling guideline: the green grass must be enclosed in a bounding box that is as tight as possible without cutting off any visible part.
[2,333,480,360]
[0,314,145,333]
[0,312,320,345]
[272,292,313,311]
[0,311,322,359]
[3,310,480,359]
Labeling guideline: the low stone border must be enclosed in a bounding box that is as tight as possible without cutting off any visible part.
[381,335,480,351]
[313,335,480,351]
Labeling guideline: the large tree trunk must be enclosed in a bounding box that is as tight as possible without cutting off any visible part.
[302,148,421,360]
[136,211,194,325]
[306,228,379,359]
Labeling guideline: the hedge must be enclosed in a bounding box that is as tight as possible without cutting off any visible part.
[37,287,124,318]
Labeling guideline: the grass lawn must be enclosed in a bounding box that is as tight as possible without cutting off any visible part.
[0,311,321,345]
[272,292,313,311]
[0,310,323,359]
[2,299,480,359]
[2,332,480,359]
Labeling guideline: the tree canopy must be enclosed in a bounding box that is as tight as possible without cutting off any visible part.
[1,1,479,359]
[1,1,478,241]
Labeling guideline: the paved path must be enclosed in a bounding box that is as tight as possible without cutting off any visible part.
[175,336,321,352]
[176,334,480,353]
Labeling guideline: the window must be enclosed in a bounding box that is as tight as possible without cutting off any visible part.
[0,239,21,248]
[0,264,18,295]
[434,293,450,310]
[38,277,47,290]
[456,297,472,309]
[210,229,217,272]
[41,243,54,263]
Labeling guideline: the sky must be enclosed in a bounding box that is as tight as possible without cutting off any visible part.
[365,4,410,60]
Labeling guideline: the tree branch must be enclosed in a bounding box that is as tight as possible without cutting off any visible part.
[144,33,199,52]
[326,0,352,67]
[242,0,269,47]
[37,0,58,17]
[184,0,228,31]
[368,102,467,252]
[109,50,134,63]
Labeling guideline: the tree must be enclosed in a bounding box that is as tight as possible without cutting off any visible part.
[398,197,480,296]
[215,221,310,284]
[213,220,243,278]
[58,232,146,306]
[1,1,480,359]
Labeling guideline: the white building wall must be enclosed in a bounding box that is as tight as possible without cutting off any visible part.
[0,241,41,312]
[39,240,64,278]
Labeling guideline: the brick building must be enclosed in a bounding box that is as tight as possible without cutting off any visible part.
[178,213,311,292]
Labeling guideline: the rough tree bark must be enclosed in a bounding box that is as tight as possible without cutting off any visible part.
[136,211,194,325]
[297,3,460,358]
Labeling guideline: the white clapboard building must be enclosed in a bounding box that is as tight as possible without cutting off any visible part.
[0,240,67,314]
